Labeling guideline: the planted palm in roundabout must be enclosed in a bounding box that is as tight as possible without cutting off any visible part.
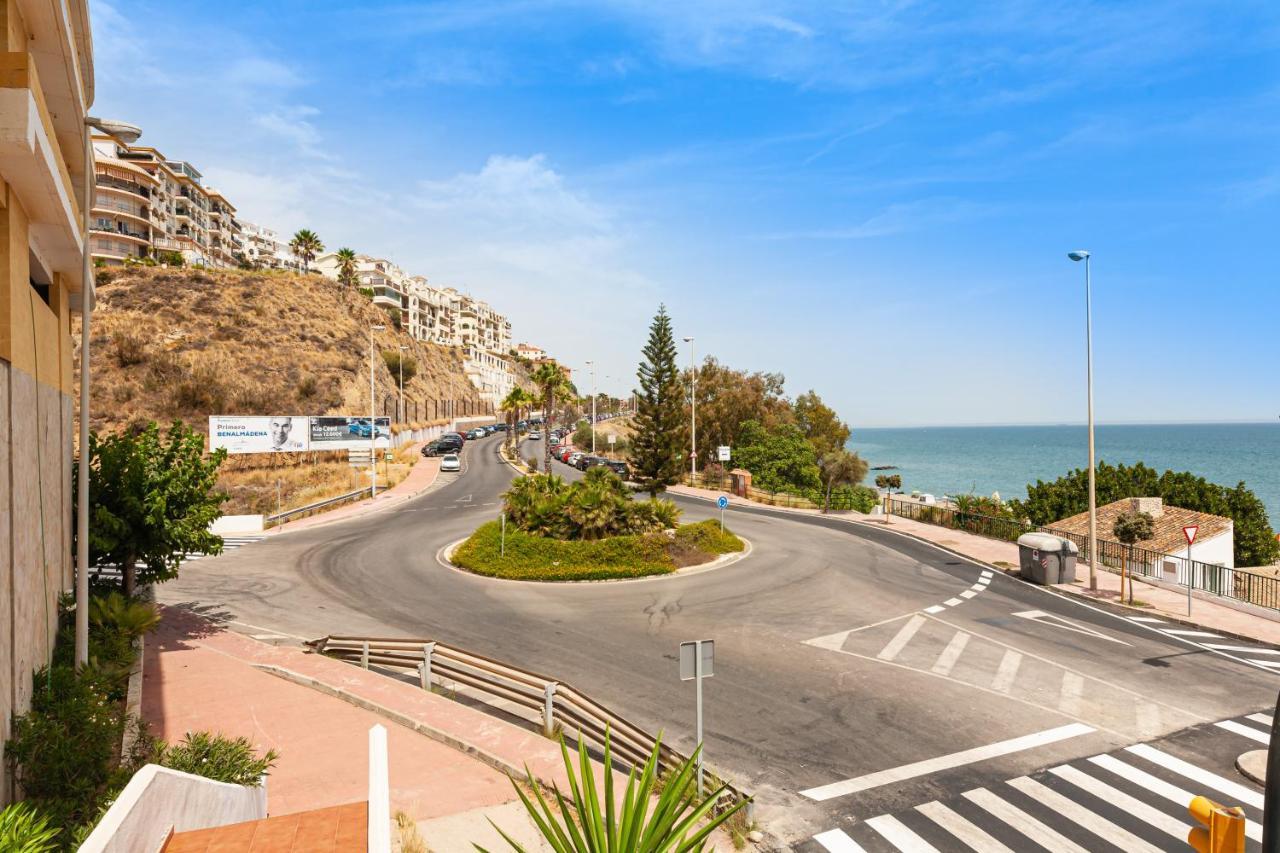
[451,468,745,581]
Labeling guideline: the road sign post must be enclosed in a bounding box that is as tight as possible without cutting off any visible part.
[717,445,731,463]
[679,639,714,797]
[717,494,729,532]
[1184,525,1199,616]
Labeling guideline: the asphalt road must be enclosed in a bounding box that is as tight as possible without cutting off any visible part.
[162,434,1280,847]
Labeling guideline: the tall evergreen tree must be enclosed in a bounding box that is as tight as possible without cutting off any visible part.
[630,305,685,496]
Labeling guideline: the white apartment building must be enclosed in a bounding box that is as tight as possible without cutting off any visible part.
[240,220,301,271]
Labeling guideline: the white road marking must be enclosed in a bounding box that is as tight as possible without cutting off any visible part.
[923,605,946,615]
[1049,764,1189,841]
[1128,616,1166,623]
[1136,702,1162,739]
[1205,644,1280,655]
[916,800,1015,853]
[1126,744,1264,809]
[944,597,964,607]
[800,723,1095,801]
[1161,629,1224,638]
[969,583,984,591]
[1008,776,1164,852]
[1216,719,1271,745]
[805,630,853,651]
[877,615,926,662]
[991,650,1022,693]
[1059,672,1084,717]
[981,570,993,578]
[1248,713,1274,726]
[964,787,1092,853]
[1090,754,1262,843]
[932,631,971,676]
[812,829,867,852]
[977,576,991,585]
[1013,610,1131,645]
[1250,659,1280,669]
[865,815,939,852]
[960,590,978,599]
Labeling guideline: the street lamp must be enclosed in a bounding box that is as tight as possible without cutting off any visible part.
[397,344,409,423]
[1068,250,1098,592]
[683,336,696,482]
[586,360,596,453]
[76,116,143,669]
[370,324,386,497]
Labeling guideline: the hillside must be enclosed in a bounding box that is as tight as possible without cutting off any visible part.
[76,266,507,437]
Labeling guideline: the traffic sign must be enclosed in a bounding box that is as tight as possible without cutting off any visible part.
[717,445,731,462]
[607,433,616,445]
[1183,525,1199,546]
[679,639,714,680]
[717,495,729,509]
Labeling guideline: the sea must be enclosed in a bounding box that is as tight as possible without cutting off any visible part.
[849,422,1280,527]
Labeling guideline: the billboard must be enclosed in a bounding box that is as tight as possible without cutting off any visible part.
[209,416,309,454]
[309,416,392,450]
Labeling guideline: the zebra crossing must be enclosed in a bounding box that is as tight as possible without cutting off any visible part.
[810,711,1272,852]
[90,535,265,581]
[806,610,1199,739]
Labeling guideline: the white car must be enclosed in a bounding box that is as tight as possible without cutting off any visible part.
[440,453,461,472]
[527,431,542,440]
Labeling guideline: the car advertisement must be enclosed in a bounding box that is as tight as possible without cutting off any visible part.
[309,416,392,450]
[208,416,310,454]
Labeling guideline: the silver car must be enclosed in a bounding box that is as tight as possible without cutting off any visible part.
[567,451,584,467]
[439,453,461,472]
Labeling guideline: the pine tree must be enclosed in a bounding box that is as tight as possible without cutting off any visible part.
[630,305,685,497]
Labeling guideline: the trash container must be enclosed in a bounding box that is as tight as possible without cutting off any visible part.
[1016,533,1078,585]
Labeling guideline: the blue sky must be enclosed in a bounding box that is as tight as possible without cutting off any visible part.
[90,1,1280,427]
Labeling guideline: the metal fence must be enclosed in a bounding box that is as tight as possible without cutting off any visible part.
[307,635,751,812]
[886,498,1280,611]
[266,486,372,526]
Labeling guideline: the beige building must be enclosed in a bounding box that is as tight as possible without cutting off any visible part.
[240,219,299,270]
[0,0,93,803]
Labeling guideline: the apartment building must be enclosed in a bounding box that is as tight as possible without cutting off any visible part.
[207,189,241,268]
[240,220,300,271]
[0,0,94,804]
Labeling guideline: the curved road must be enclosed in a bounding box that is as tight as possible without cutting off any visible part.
[163,435,1280,846]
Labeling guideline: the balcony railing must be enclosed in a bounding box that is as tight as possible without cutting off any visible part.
[91,223,149,241]
[96,174,151,199]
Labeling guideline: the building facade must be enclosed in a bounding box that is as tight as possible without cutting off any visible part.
[0,0,93,804]
[240,220,299,271]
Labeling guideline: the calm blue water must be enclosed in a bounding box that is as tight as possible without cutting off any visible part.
[850,423,1280,526]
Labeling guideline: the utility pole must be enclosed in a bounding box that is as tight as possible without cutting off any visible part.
[397,344,408,423]
[587,360,596,453]
[1068,250,1097,591]
[370,324,386,497]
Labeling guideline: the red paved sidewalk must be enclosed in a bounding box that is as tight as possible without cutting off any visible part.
[669,484,1280,646]
[142,606,559,820]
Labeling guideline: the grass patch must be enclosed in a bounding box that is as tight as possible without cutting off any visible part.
[452,519,744,582]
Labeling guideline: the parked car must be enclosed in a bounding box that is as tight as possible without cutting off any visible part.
[527,430,542,440]
[421,440,447,457]
[442,431,466,443]
[467,428,486,440]
[493,423,508,432]
[567,451,584,467]
[604,460,630,479]
[439,453,461,472]
[576,454,603,471]
[559,447,575,462]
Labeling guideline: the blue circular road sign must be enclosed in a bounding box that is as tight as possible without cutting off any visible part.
[717,495,729,509]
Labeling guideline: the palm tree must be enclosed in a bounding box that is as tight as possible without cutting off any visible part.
[531,362,571,473]
[334,247,358,288]
[500,387,533,457]
[289,229,324,273]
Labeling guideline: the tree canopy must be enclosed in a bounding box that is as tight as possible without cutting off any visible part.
[794,390,851,458]
[630,306,686,496]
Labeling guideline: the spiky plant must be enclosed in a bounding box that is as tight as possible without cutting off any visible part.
[0,802,58,853]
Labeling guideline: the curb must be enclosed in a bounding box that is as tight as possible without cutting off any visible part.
[252,663,546,788]
[1237,749,1267,786]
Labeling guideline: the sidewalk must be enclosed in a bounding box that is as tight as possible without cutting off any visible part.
[668,484,1280,647]
[267,445,441,536]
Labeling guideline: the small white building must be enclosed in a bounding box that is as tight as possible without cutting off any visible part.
[1053,497,1234,569]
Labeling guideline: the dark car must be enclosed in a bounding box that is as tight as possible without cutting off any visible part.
[467,428,486,440]
[421,440,447,457]
[604,460,630,479]
[493,422,508,432]
[575,454,602,471]
[442,431,466,443]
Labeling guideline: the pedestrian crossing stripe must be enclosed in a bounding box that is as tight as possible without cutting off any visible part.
[810,711,1271,852]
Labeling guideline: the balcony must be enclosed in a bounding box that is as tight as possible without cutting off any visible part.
[96,174,151,200]
[90,222,149,244]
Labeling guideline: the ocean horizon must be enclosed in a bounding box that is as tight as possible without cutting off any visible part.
[848,422,1279,527]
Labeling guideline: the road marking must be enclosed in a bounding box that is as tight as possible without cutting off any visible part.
[959,590,978,599]
[1049,764,1189,841]
[800,722,1095,801]
[865,815,939,852]
[1007,776,1164,852]
[1248,713,1274,726]
[916,801,1015,853]
[1161,629,1224,638]
[1136,702,1162,739]
[1126,744,1264,809]
[806,629,853,651]
[1012,610,1131,645]
[932,631,971,676]
[963,787,1092,853]
[1128,616,1166,623]
[923,605,946,614]
[1250,659,1280,669]
[981,570,993,578]
[812,829,867,852]
[1205,644,1280,655]
[991,650,1022,693]
[1090,754,1262,843]
[944,597,964,607]
[1059,672,1084,717]
[977,576,991,585]
[1216,719,1270,744]
[877,615,926,662]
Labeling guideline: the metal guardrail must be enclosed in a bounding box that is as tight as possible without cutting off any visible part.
[267,486,372,525]
[306,635,752,812]
[886,497,1280,611]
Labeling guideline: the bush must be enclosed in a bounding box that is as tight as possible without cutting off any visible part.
[503,469,680,541]
[673,519,744,555]
[453,520,675,581]
[112,332,148,367]
[0,802,59,853]
[157,732,278,786]
[382,350,417,384]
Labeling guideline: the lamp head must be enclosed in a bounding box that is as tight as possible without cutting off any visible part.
[683,336,693,343]
[1068,250,1090,262]
[86,116,142,144]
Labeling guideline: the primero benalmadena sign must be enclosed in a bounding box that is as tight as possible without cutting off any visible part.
[208,416,391,454]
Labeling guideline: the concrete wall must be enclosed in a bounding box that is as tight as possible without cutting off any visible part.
[78,764,268,853]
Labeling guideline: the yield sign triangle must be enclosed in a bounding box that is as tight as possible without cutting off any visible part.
[1013,610,1131,646]
[1184,525,1199,545]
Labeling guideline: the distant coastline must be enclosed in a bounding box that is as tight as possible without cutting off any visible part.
[849,422,1279,526]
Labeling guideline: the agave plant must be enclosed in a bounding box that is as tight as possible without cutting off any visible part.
[90,591,161,641]
[0,802,59,853]
[480,729,746,853]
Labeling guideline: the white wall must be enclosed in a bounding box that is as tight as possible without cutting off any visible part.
[1191,526,1235,570]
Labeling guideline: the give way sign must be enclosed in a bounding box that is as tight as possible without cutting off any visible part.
[1183,525,1199,546]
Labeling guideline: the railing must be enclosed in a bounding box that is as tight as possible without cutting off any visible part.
[266,486,372,525]
[307,635,752,813]
[885,498,1280,611]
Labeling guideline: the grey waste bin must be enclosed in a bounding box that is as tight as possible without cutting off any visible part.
[1016,533,1079,584]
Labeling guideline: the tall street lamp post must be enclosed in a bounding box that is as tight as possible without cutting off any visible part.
[586,360,596,453]
[683,336,696,481]
[1069,250,1098,591]
[370,324,386,497]
[77,117,142,669]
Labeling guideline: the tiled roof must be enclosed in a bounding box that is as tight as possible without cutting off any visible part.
[1053,499,1232,554]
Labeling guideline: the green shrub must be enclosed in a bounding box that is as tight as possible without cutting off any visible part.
[673,519,744,554]
[503,470,680,541]
[0,802,59,853]
[158,732,278,786]
[453,520,675,581]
